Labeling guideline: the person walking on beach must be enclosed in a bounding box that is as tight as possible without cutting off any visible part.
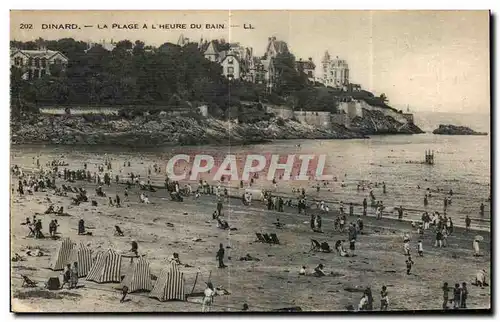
[120,286,129,303]
[383,182,386,194]
[480,202,485,216]
[465,215,471,232]
[362,198,367,216]
[424,195,428,207]
[216,243,226,268]
[380,286,389,311]
[442,282,450,309]
[405,256,414,275]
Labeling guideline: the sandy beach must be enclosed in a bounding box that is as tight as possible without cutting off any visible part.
[10,164,491,312]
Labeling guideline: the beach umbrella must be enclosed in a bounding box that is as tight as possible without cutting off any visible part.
[475,235,484,242]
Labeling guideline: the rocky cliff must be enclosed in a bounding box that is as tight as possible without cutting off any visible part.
[350,109,424,135]
[432,124,488,135]
[11,114,366,146]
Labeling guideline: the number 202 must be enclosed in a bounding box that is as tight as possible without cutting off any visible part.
[20,24,33,29]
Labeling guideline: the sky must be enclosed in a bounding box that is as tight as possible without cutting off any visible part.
[10,10,490,114]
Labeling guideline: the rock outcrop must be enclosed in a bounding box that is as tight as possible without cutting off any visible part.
[432,124,487,135]
[350,109,424,135]
[11,114,366,146]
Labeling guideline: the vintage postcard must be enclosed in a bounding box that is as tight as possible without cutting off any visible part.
[9,10,490,313]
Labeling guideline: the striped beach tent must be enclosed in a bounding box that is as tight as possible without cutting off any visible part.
[50,238,74,271]
[149,262,185,301]
[86,249,122,283]
[70,243,93,277]
[121,257,153,293]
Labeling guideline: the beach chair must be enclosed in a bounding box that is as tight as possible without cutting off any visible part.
[255,233,267,243]
[269,233,281,245]
[114,225,125,236]
[262,233,273,244]
[310,239,321,252]
[21,275,37,287]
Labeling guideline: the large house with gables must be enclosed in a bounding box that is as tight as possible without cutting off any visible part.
[10,47,69,80]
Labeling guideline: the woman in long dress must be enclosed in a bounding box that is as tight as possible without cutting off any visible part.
[473,239,480,256]
[70,262,79,288]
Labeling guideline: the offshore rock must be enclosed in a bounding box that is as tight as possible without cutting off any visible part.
[432,124,488,135]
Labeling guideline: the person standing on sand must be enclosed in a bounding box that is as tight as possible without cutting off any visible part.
[453,283,461,309]
[424,195,428,207]
[363,198,367,216]
[216,243,226,268]
[62,264,71,289]
[349,203,354,216]
[383,182,386,194]
[480,202,485,216]
[460,282,468,308]
[442,282,450,309]
[465,215,471,232]
[70,262,79,288]
[202,282,215,312]
[398,206,403,220]
[435,230,443,248]
[473,238,481,256]
[217,199,223,217]
[380,286,389,311]
[405,256,414,275]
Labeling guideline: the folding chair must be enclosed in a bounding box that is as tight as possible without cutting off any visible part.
[114,225,124,236]
[269,233,281,245]
[255,233,267,243]
[262,233,273,244]
[21,275,37,287]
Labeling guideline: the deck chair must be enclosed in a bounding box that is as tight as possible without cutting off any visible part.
[310,239,321,252]
[269,233,280,244]
[21,275,37,287]
[114,225,124,236]
[255,233,267,243]
[262,233,273,244]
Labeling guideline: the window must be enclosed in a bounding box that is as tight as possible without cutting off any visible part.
[54,58,62,65]
[228,67,234,74]
[28,57,33,66]
[41,69,46,77]
[33,69,40,78]
[228,57,234,64]
[35,58,40,68]
[41,58,47,68]
[19,58,23,66]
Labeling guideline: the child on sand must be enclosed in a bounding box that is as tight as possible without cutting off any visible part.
[442,282,450,309]
[417,240,424,257]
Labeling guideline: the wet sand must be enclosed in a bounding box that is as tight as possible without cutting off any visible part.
[10,171,491,312]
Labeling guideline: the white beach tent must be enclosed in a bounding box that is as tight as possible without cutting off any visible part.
[149,261,186,301]
[86,249,122,283]
[121,257,153,293]
[50,237,75,271]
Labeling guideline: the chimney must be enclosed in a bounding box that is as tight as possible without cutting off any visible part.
[308,57,312,61]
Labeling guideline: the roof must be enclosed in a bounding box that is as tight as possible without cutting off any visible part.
[204,41,219,56]
[10,49,68,61]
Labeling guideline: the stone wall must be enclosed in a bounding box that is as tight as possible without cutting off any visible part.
[293,111,332,129]
[265,106,294,119]
[338,101,363,119]
[330,113,349,127]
